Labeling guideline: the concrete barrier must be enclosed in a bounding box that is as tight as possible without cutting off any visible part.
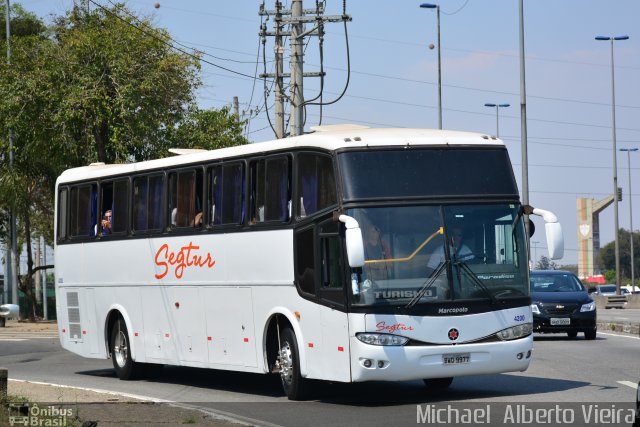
[594,294,640,309]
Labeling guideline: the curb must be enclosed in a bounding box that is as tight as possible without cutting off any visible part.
[597,320,640,336]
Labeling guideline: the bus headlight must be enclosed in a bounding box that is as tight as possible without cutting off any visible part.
[530,304,540,314]
[356,333,409,346]
[496,323,532,341]
[580,301,596,312]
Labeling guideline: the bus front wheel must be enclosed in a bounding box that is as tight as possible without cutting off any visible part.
[110,318,142,380]
[278,327,308,400]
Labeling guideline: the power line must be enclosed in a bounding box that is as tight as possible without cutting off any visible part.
[90,0,260,80]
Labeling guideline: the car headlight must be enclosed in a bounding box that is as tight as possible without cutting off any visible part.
[580,301,596,312]
[530,304,540,314]
[496,323,533,341]
[356,333,409,346]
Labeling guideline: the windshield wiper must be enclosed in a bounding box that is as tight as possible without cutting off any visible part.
[455,260,498,305]
[403,261,448,310]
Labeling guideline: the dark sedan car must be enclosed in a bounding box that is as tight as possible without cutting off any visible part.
[530,270,597,340]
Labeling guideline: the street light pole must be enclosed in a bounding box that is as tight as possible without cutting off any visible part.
[420,3,442,129]
[620,147,638,289]
[596,35,629,295]
[484,103,510,138]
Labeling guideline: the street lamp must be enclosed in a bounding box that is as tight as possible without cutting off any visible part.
[420,3,442,130]
[596,34,629,295]
[484,103,510,137]
[620,147,638,289]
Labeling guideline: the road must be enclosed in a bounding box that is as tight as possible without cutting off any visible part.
[1,329,638,426]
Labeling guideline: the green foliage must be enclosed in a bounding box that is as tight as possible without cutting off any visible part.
[168,106,248,151]
[0,3,246,319]
[603,270,616,283]
[0,2,47,39]
[598,229,640,280]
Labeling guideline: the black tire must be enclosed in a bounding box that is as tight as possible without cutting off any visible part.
[278,327,308,400]
[566,331,578,339]
[584,329,597,340]
[424,377,454,389]
[110,317,143,380]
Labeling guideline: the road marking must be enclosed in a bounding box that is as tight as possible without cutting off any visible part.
[618,381,639,390]
[0,338,27,342]
[598,331,640,340]
[0,333,58,339]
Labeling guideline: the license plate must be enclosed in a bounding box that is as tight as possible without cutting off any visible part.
[550,318,571,326]
[443,353,470,365]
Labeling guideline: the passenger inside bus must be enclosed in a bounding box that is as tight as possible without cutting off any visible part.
[427,226,473,271]
[363,220,391,281]
[101,210,113,235]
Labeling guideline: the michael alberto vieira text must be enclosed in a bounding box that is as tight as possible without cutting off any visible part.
[416,403,636,424]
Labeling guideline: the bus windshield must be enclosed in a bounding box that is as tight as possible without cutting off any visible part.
[348,204,529,307]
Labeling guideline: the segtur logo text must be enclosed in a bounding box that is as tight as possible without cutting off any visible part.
[438,307,469,314]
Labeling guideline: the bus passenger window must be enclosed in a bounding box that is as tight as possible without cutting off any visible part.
[57,188,68,241]
[133,174,165,233]
[296,154,336,218]
[169,169,203,228]
[69,184,97,237]
[250,157,290,224]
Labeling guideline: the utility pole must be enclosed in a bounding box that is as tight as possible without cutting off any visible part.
[259,1,350,138]
[289,0,304,136]
[35,239,41,305]
[6,0,18,307]
[274,1,285,138]
[233,96,239,121]
[41,236,48,320]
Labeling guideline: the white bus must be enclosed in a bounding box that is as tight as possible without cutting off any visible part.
[54,126,563,400]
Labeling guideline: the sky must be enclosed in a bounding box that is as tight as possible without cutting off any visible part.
[13,0,640,269]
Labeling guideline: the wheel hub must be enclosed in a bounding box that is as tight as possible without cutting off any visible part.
[278,341,293,384]
[114,330,128,367]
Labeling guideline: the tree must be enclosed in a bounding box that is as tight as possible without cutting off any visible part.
[535,256,558,271]
[50,4,202,164]
[598,229,640,281]
[169,106,247,150]
[0,3,246,320]
[0,4,54,320]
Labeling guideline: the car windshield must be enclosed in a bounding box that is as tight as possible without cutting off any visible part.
[347,203,529,307]
[599,285,617,293]
[530,273,584,292]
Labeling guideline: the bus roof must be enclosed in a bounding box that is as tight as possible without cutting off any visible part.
[57,127,504,184]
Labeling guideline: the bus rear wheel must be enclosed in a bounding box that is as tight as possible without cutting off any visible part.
[278,327,308,400]
[424,377,454,389]
[110,318,143,380]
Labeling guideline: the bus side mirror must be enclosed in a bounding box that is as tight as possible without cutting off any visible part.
[544,222,563,260]
[528,206,564,260]
[338,214,365,268]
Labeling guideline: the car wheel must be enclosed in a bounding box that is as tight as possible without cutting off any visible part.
[567,331,578,339]
[584,329,597,340]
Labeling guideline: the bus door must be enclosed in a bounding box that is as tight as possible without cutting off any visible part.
[319,220,351,381]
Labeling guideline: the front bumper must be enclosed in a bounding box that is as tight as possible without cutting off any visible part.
[532,311,596,334]
[349,334,533,382]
